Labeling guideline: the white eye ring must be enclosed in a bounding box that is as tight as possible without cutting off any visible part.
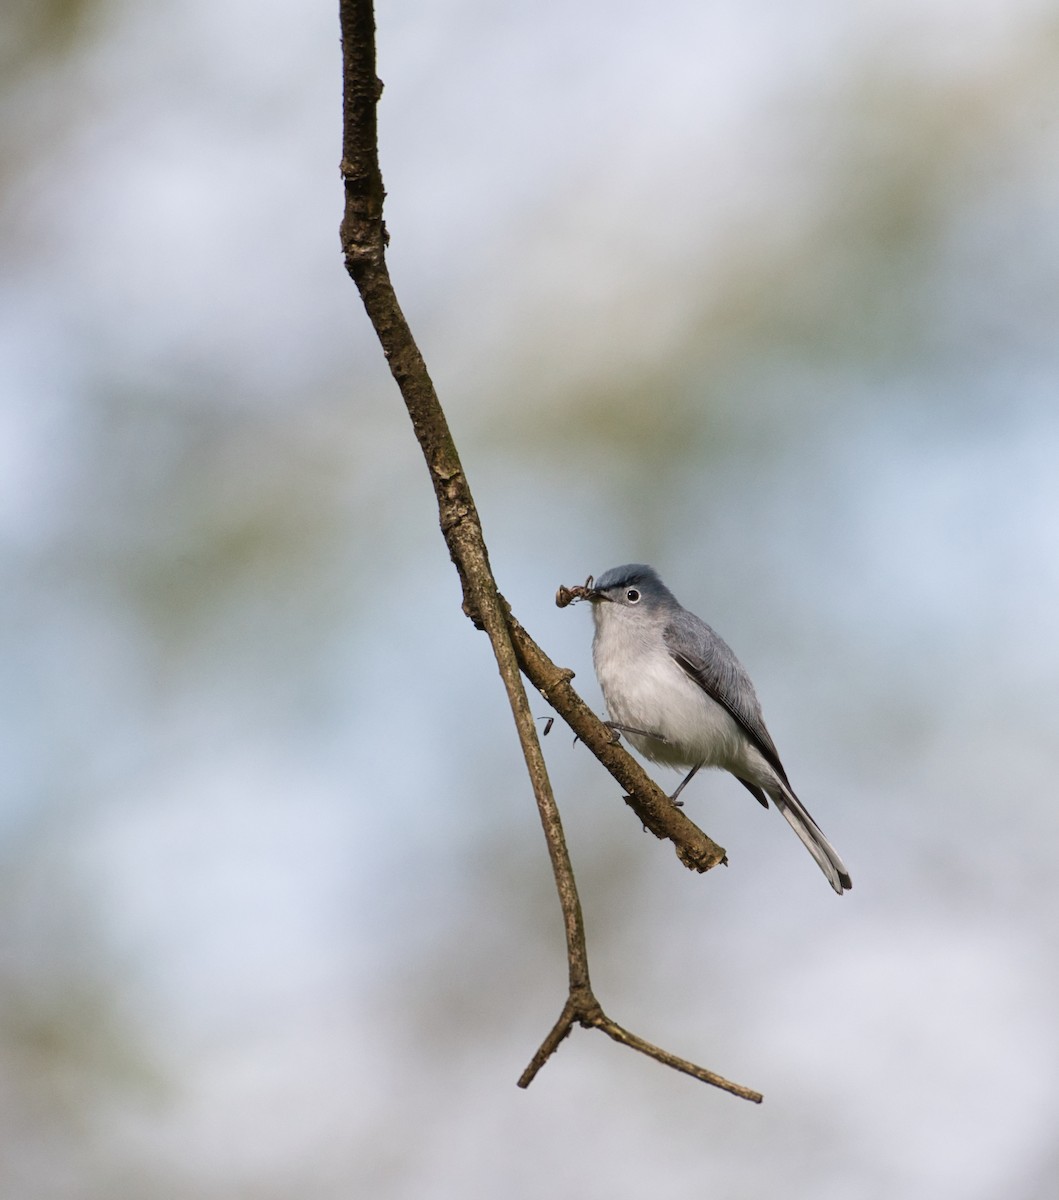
[626,588,641,603]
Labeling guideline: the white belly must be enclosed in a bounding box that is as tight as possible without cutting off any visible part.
[592,622,748,773]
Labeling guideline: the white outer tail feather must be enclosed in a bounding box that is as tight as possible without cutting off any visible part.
[770,786,851,895]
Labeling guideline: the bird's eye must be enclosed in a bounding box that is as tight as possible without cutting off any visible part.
[626,588,641,603]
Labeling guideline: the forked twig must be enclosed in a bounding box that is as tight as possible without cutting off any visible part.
[519,996,762,1101]
[338,0,760,1103]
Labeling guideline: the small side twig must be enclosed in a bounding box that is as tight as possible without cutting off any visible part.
[339,0,758,1103]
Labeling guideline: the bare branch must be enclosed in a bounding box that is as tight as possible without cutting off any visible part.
[338,0,759,1102]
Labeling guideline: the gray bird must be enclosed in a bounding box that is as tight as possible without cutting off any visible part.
[583,564,851,894]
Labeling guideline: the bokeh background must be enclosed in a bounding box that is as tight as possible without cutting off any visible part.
[3,0,1058,1196]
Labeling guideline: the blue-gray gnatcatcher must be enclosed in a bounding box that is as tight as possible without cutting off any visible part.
[574,564,851,894]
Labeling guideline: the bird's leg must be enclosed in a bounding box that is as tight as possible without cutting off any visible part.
[605,722,689,810]
[604,721,671,745]
[669,763,702,806]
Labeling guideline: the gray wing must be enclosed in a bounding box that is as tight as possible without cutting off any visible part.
[663,612,792,791]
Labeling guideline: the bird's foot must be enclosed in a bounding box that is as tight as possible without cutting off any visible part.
[604,721,670,745]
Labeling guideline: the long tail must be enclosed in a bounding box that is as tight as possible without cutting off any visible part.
[769,786,852,895]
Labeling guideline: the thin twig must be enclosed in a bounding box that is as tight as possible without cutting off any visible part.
[518,996,762,1103]
[338,0,759,1102]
